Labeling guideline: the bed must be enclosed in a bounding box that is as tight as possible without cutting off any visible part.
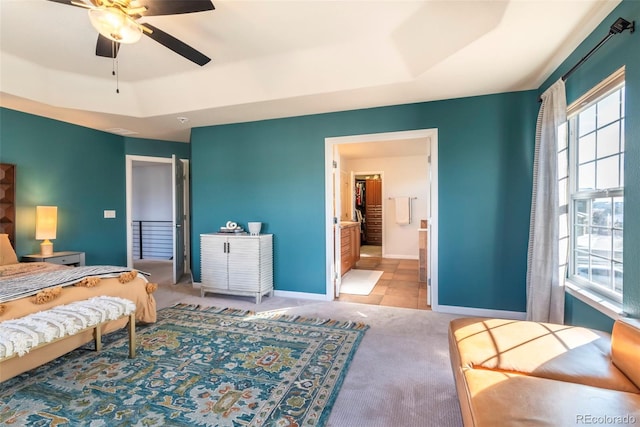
[0,233,157,382]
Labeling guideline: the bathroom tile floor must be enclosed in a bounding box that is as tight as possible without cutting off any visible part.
[337,256,429,310]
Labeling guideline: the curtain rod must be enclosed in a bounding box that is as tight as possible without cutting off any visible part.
[538,17,634,102]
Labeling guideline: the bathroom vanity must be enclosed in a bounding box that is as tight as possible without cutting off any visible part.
[340,222,361,276]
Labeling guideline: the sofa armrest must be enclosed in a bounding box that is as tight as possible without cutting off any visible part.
[612,318,640,389]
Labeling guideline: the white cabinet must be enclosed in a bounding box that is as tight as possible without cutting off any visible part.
[200,233,273,303]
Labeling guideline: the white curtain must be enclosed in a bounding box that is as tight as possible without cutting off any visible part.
[526,79,567,323]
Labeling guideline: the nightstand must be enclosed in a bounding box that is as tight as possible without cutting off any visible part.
[22,251,85,267]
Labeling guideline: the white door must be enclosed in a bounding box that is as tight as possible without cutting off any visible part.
[172,155,185,284]
[228,237,259,291]
[201,234,228,289]
[333,146,342,297]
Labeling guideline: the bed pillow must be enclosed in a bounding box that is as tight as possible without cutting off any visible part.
[0,234,18,265]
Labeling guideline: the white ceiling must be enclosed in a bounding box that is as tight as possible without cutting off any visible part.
[0,0,621,143]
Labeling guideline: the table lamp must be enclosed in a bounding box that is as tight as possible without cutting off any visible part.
[36,206,57,256]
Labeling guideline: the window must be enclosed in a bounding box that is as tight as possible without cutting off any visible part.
[565,68,625,302]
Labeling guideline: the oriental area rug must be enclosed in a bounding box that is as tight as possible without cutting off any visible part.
[0,304,369,426]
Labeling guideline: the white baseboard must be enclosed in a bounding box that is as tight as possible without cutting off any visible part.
[382,254,419,260]
[194,283,524,317]
[433,304,526,320]
[192,283,330,301]
[273,290,330,301]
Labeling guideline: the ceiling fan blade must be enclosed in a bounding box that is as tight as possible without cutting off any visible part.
[95,35,121,58]
[136,0,214,17]
[45,0,87,7]
[143,23,211,66]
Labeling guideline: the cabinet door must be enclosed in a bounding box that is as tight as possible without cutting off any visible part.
[227,237,261,292]
[340,227,352,276]
[351,225,360,263]
[201,235,229,289]
[366,179,382,205]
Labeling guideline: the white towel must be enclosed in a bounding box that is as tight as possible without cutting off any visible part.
[395,197,411,225]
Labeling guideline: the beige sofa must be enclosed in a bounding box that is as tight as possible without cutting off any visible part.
[449,317,640,426]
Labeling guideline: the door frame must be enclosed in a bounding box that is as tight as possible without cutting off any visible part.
[125,155,191,279]
[172,154,185,284]
[324,129,439,308]
[332,144,342,296]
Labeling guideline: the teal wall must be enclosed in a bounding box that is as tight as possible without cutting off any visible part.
[0,108,127,264]
[191,90,538,310]
[0,108,188,265]
[125,136,190,159]
[539,0,640,325]
[564,294,615,332]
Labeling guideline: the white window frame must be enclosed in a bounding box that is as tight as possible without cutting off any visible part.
[564,67,625,310]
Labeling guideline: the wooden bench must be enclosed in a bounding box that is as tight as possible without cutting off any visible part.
[0,296,136,363]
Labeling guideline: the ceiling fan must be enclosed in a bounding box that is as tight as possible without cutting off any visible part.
[47,0,214,66]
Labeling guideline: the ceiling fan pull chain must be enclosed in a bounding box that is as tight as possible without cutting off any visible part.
[116,58,120,94]
[111,40,120,94]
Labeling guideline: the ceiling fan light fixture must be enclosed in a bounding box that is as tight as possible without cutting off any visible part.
[88,7,142,44]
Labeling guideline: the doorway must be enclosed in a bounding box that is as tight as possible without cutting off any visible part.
[125,155,190,285]
[354,173,383,257]
[324,129,438,309]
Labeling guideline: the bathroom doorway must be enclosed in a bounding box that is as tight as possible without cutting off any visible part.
[324,129,439,308]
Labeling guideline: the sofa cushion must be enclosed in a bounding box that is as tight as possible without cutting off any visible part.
[450,317,639,393]
[612,318,640,389]
[460,369,640,427]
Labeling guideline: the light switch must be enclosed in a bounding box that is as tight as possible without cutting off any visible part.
[104,210,116,219]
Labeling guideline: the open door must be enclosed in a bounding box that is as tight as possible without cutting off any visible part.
[333,145,342,297]
[172,155,185,284]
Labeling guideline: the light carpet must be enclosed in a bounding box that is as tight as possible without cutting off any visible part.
[339,269,384,295]
[153,283,464,426]
[0,304,369,426]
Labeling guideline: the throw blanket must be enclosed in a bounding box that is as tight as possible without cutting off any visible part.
[0,262,68,279]
[0,296,136,359]
[0,266,147,304]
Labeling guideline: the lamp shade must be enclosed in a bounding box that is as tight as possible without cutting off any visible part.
[88,7,142,44]
[36,206,57,240]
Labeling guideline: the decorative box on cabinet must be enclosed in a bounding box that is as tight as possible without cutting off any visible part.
[200,233,273,304]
